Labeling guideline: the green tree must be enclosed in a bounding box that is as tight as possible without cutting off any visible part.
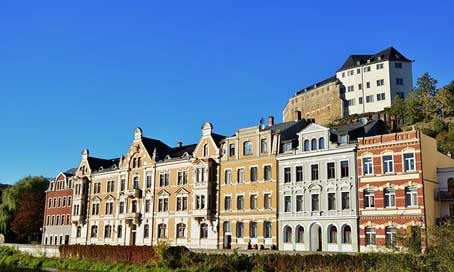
[405,89,423,124]
[416,72,438,97]
[389,95,406,123]
[435,87,452,118]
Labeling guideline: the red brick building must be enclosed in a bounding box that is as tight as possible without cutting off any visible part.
[357,130,454,252]
[42,168,76,245]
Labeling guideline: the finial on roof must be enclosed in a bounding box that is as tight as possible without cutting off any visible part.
[81,148,89,159]
[134,127,143,140]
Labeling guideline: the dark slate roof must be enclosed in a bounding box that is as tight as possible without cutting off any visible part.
[88,157,120,172]
[211,133,227,147]
[166,144,197,158]
[330,119,387,142]
[264,119,311,141]
[337,47,412,72]
[142,137,172,160]
[63,168,77,177]
[295,76,338,95]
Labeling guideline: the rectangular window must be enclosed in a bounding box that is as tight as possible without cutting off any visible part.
[376,63,384,70]
[120,179,126,191]
[377,79,384,86]
[363,157,373,175]
[396,78,404,85]
[359,97,363,104]
[296,195,303,212]
[384,189,396,208]
[404,153,416,172]
[328,193,336,210]
[347,85,354,92]
[347,98,355,106]
[311,194,319,211]
[284,167,291,183]
[366,82,371,88]
[364,190,375,208]
[229,144,235,156]
[243,141,252,155]
[264,222,272,238]
[237,195,244,210]
[177,171,187,185]
[377,93,386,101]
[366,95,374,103]
[406,187,418,207]
[311,164,319,181]
[383,155,394,174]
[364,66,371,72]
[119,202,125,214]
[225,170,232,184]
[224,196,231,210]
[365,227,376,246]
[358,83,362,90]
[264,166,272,181]
[327,162,335,179]
[250,167,258,182]
[342,192,350,210]
[284,196,291,212]
[340,160,349,178]
[264,193,271,209]
[237,169,244,184]
[250,194,257,210]
[395,62,403,68]
[260,139,268,153]
[296,166,303,182]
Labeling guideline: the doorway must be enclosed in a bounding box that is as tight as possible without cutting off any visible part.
[310,223,322,251]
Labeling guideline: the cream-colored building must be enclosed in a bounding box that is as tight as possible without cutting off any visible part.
[218,117,308,249]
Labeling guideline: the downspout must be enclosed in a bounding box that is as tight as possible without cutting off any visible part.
[418,131,429,251]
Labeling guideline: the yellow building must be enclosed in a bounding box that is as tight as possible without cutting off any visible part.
[283,76,344,125]
[219,116,308,249]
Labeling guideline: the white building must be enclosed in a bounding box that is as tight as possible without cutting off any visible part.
[336,47,413,115]
[277,123,359,252]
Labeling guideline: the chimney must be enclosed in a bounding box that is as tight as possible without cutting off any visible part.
[295,111,302,121]
[268,116,274,126]
[176,141,183,148]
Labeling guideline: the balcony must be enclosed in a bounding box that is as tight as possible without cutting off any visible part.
[126,188,142,198]
[71,214,86,224]
[192,208,209,220]
[435,188,454,201]
[124,212,141,224]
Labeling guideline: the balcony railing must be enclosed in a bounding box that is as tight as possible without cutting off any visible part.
[124,212,141,224]
[126,188,142,198]
[434,188,454,201]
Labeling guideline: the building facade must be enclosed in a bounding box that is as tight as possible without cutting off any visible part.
[436,167,454,224]
[42,168,76,245]
[277,123,358,252]
[357,131,454,252]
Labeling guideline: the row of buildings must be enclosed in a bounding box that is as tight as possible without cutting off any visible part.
[42,116,454,252]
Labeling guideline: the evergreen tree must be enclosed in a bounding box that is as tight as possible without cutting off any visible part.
[416,72,438,97]
[435,87,452,118]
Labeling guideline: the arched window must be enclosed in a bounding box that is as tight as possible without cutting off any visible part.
[203,144,209,157]
[319,137,325,149]
[158,224,167,239]
[177,223,186,238]
[223,221,231,234]
[137,157,141,168]
[132,158,136,168]
[236,222,244,238]
[283,226,292,243]
[304,140,310,151]
[200,223,208,239]
[90,225,98,238]
[311,139,317,150]
[243,141,252,155]
[342,225,351,244]
[295,226,304,243]
[328,225,337,243]
[133,176,139,189]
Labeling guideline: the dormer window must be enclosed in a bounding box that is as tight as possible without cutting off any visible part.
[339,135,349,144]
[283,142,292,152]
[203,144,209,157]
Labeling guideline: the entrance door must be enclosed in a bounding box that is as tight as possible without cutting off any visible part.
[130,225,137,246]
[310,224,322,251]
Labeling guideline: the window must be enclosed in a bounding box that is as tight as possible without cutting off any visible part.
[236,222,244,238]
[340,160,349,178]
[342,192,350,210]
[62,197,66,207]
[196,195,206,209]
[76,226,81,238]
[264,165,272,181]
[311,164,319,181]
[311,194,319,211]
[347,98,355,106]
[384,188,396,208]
[237,195,244,210]
[311,139,317,150]
[366,95,374,103]
[296,195,303,212]
[117,225,122,238]
[366,82,371,88]
[365,227,376,246]
[250,167,258,182]
[283,142,292,152]
[358,83,363,90]
[176,196,188,211]
[395,62,403,68]
[237,169,244,184]
[243,141,252,155]
[176,223,186,238]
[250,222,257,238]
[146,174,152,188]
[328,225,337,243]
[225,170,232,184]
[196,168,205,183]
[200,223,208,239]
[342,225,352,244]
[364,190,375,208]
[144,224,150,238]
[92,203,99,215]
[144,199,150,213]
[386,227,397,248]
[405,187,418,207]
[284,167,291,183]
[283,226,292,243]
[304,140,310,151]
[264,193,271,209]
[376,80,384,87]
[396,78,404,85]
[327,162,335,179]
[383,155,394,174]
[264,221,272,238]
[363,157,373,175]
[318,137,325,149]
[177,171,187,185]
[295,226,304,243]
[56,215,59,225]
[296,166,303,182]
[137,157,141,167]
[120,179,126,191]
[250,194,257,210]
[131,200,138,213]
[328,193,336,210]
[359,97,363,104]
[377,93,385,101]
[224,196,231,210]
[107,180,115,192]
[119,201,125,214]
[158,224,167,239]
[105,202,113,215]
[364,66,371,72]
[376,63,384,69]
[158,198,169,212]
[229,144,235,156]
[159,173,169,187]
[104,225,112,238]
[284,196,292,212]
[261,139,268,153]
[404,153,416,172]
[48,199,51,208]
[347,85,354,92]
[203,144,209,157]
[223,221,231,234]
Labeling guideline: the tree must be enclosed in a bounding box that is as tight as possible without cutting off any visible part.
[10,192,45,243]
[416,72,438,97]
[405,89,423,124]
[435,87,452,118]
[389,95,406,123]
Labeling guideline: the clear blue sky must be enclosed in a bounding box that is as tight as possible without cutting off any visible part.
[1,1,453,184]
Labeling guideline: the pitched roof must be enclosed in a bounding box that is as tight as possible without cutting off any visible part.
[141,137,172,160]
[264,119,311,141]
[330,119,387,141]
[63,168,77,177]
[87,157,120,172]
[166,144,197,158]
[295,76,338,95]
[211,133,227,147]
[337,47,412,72]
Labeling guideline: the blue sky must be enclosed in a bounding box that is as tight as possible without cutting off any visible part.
[1,1,453,184]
